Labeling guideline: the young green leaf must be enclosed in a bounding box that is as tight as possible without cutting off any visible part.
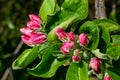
[111,35,120,45]
[28,44,68,78]
[107,68,120,80]
[106,45,120,60]
[92,49,108,59]
[47,0,88,42]
[93,19,120,33]
[98,26,110,52]
[39,0,59,23]
[12,46,39,70]
[79,21,100,50]
[66,61,88,80]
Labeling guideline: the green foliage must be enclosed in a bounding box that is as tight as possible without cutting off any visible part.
[27,43,68,78]
[39,0,59,24]
[79,21,100,49]
[107,68,120,80]
[12,46,39,69]
[66,61,88,80]
[8,0,120,80]
[93,19,120,32]
[46,0,88,42]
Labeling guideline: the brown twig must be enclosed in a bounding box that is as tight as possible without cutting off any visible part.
[95,0,107,19]
[1,40,23,80]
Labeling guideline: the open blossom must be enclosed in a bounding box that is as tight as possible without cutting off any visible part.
[104,75,112,80]
[72,55,80,62]
[90,57,101,74]
[68,32,75,42]
[56,28,67,41]
[60,41,74,54]
[79,33,88,46]
[21,32,46,46]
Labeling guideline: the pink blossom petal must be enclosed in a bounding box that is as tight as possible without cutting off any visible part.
[104,75,112,80]
[79,33,88,46]
[20,27,32,36]
[29,14,42,23]
[21,35,32,46]
[90,57,101,74]
[30,32,46,44]
[60,41,74,54]
[27,20,41,30]
[68,32,76,41]
[56,28,67,41]
[72,55,80,62]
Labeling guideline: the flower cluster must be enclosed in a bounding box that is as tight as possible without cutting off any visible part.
[20,14,46,46]
[56,28,88,62]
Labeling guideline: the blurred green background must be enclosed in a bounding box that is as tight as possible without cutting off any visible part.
[0,0,120,80]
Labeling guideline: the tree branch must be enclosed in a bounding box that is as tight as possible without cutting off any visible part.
[1,40,23,80]
[95,0,107,19]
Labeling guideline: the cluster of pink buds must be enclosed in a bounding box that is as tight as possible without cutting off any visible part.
[20,14,46,46]
[56,28,89,62]
[56,28,75,54]
[104,74,112,80]
[89,57,101,74]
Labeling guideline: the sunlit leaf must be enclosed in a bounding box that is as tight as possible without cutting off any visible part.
[66,61,88,80]
[12,46,39,69]
[79,21,100,49]
[47,0,88,42]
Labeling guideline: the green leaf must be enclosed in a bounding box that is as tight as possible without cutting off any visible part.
[106,45,120,60]
[79,21,100,50]
[47,0,88,42]
[12,46,39,70]
[98,26,110,52]
[93,19,120,33]
[99,26,110,47]
[61,0,88,20]
[66,61,88,80]
[28,43,67,78]
[92,49,108,59]
[111,35,120,45]
[39,0,59,23]
[107,68,120,80]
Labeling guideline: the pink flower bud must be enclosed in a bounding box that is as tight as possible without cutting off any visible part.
[27,20,41,30]
[79,33,88,46]
[20,27,32,36]
[72,55,80,62]
[56,28,67,41]
[21,35,32,46]
[68,32,75,41]
[90,57,101,74]
[21,32,46,46]
[30,32,47,44]
[104,75,112,80]
[60,42,74,54]
[29,14,42,23]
